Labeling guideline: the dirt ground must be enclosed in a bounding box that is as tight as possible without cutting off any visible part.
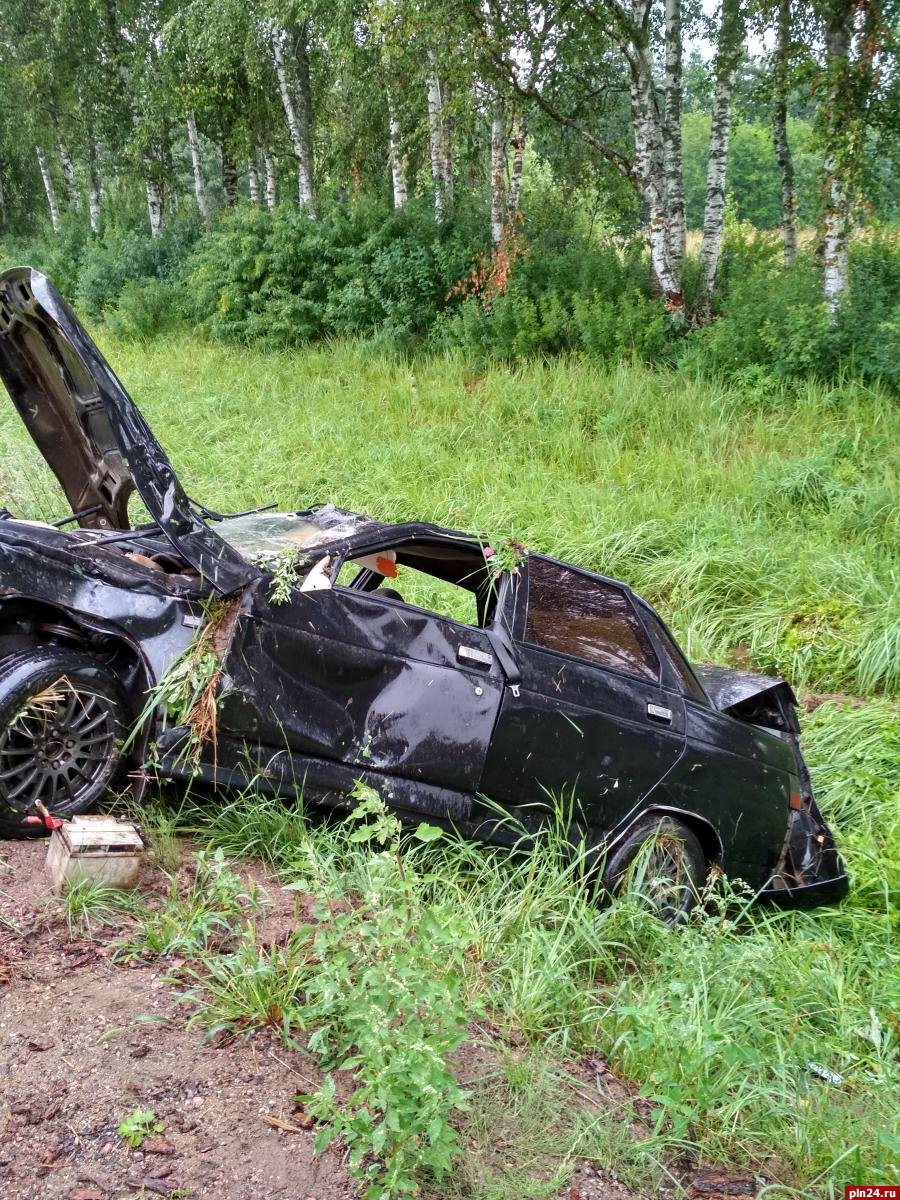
[0,839,757,1200]
[0,840,354,1200]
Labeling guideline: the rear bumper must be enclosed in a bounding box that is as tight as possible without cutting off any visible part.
[759,862,850,908]
[760,821,850,909]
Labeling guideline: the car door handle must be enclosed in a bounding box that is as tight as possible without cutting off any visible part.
[458,644,494,669]
[647,703,672,723]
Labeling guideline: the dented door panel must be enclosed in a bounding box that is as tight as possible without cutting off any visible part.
[218,584,505,796]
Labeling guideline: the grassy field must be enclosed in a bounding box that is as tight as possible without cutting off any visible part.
[1,337,898,1197]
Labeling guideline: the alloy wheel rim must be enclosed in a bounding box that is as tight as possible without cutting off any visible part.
[0,678,116,813]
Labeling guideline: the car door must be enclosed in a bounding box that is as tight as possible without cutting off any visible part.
[216,537,507,809]
[478,556,686,832]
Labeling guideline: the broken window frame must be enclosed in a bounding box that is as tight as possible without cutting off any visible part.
[330,536,509,631]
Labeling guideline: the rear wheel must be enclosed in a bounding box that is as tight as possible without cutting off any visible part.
[0,646,128,837]
[602,814,707,925]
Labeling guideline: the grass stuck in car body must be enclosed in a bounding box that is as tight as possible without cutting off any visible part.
[2,335,899,1197]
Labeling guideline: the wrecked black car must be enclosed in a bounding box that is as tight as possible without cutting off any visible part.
[0,267,847,916]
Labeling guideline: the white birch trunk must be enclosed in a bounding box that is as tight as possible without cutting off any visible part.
[248,157,261,204]
[264,150,277,210]
[271,29,314,211]
[440,83,454,204]
[629,33,683,312]
[700,0,743,297]
[506,113,526,215]
[663,0,686,272]
[36,147,61,233]
[58,141,81,211]
[821,6,852,315]
[0,170,6,227]
[186,110,210,225]
[822,152,851,314]
[772,0,797,266]
[490,99,506,246]
[87,150,101,235]
[88,176,101,234]
[387,102,408,210]
[145,178,163,238]
[295,32,315,209]
[426,70,445,221]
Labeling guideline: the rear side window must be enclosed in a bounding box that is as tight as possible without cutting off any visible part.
[523,558,659,681]
[639,606,708,702]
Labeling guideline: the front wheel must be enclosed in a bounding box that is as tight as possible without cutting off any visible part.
[0,646,128,837]
[602,814,707,924]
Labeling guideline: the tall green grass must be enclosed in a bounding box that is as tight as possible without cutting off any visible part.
[2,338,895,695]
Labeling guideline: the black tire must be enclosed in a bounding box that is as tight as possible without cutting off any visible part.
[0,646,128,837]
[602,814,707,925]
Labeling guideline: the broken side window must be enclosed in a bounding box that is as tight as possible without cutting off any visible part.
[334,540,494,627]
[523,556,659,681]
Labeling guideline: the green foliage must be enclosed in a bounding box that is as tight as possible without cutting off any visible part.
[682,223,900,391]
[436,227,677,362]
[181,931,313,1045]
[2,203,899,388]
[298,787,472,1200]
[682,114,824,230]
[182,199,479,347]
[117,1108,164,1149]
[116,848,261,960]
[268,551,301,605]
[0,212,203,338]
[169,691,899,1195]
[56,876,138,938]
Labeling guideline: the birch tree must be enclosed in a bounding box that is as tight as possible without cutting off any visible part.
[271,25,315,211]
[506,112,526,214]
[222,147,239,206]
[145,177,164,238]
[771,0,797,265]
[87,143,102,234]
[699,0,745,298]
[469,0,686,314]
[490,98,506,245]
[264,149,278,209]
[387,102,408,210]
[248,156,261,204]
[186,110,211,224]
[36,147,62,233]
[427,69,449,220]
[820,3,853,313]
[664,0,686,272]
[57,141,81,212]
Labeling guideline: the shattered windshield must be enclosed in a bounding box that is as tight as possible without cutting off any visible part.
[215,510,370,568]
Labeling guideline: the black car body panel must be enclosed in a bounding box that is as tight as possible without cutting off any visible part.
[0,267,848,908]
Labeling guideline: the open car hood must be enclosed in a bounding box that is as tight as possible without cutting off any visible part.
[0,266,258,593]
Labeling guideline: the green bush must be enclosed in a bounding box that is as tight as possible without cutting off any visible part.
[76,212,202,318]
[182,198,479,347]
[436,229,676,361]
[679,223,900,390]
[2,203,898,389]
